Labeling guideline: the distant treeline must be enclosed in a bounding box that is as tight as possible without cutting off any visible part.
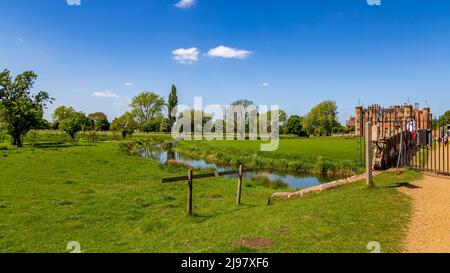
[2,69,360,147]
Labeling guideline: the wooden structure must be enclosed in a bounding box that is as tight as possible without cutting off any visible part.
[161,164,246,215]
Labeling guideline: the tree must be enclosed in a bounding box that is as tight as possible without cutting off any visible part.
[33,118,52,130]
[141,116,164,133]
[0,120,7,143]
[111,112,138,139]
[159,118,171,133]
[130,92,165,129]
[302,100,339,136]
[226,99,255,134]
[439,110,450,126]
[190,110,212,134]
[87,112,110,131]
[167,85,178,129]
[53,106,87,139]
[0,69,53,147]
[286,115,305,136]
[263,109,287,124]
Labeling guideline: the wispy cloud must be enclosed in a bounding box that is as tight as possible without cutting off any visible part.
[17,38,24,44]
[172,47,199,64]
[123,82,135,87]
[92,90,120,99]
[259,82,270,88]
[175,0,196,9]
[66,0,81,6]
[207,45,252,59]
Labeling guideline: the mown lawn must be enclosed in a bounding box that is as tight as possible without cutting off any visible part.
[0,139,418,253]
[176,137,363,175]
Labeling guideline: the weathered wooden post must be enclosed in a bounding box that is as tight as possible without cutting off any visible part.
[236,164,243,205]
[187,169,193,215]
[366,122,375,187]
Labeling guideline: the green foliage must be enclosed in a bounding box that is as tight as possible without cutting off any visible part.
[53,106,87,139]
[130,92,165,129]
[87,112,110,131]
[190,110,213,134]
[33,118,52,130]
[225,99,256,134]
[302,100,340,136]
[0,120,7,143]
[167,85,178,128]
[439,110,450,126]
[250,174,288,189]
[159,117,171,133]
[110,112,138,139]
[141,116,164,133]
[285,115,305,136]
[0,69,53,147]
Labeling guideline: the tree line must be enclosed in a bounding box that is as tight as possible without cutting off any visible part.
[1,69,354,147]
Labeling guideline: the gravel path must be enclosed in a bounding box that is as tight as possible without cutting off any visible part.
[399,174,450,253]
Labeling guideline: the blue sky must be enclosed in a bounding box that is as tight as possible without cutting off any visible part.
[0,0,449,123]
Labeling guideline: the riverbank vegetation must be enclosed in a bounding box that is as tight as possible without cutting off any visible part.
[176,137,362,176]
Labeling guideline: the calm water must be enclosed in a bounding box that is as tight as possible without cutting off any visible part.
[141,143,341,189]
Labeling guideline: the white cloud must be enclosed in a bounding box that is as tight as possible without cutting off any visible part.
[172,47,199,64]
[66,0,81,6]
[123,82,135,87]
[92,90,120,99]
[207,45,252,59]
[259,82,270,88]
[175,0,196,9]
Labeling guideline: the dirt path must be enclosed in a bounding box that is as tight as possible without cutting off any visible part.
[399,174,450,253]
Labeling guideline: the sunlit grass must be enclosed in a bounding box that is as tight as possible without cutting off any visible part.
[0,136,419,253]
[176,137,363,175]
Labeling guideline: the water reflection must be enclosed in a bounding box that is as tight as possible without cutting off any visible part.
[141,143,340,189]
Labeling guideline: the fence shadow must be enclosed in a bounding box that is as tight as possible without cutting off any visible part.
[387,182,422,189]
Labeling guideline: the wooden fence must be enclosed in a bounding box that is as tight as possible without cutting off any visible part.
[161,164,246,215]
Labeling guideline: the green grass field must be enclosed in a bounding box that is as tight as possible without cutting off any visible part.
[0,134,419,253]
[176,137,363,175]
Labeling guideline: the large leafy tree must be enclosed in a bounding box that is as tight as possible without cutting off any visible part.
[52,106,87,139]
[167,85,178,129]
[130,92,165,130]
[111,112,138,139]
[302,100,340,136]
[439,110,450,126]
[226,99,255,134]
[0,69,53,147]
[87,112,110,131]
[286,115,305,136]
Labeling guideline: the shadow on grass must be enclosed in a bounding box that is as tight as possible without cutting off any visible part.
[27,142,91,149]
[387,182,422,189]
[190,203,260,223]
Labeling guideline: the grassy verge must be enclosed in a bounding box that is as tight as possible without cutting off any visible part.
[176,138,363,176]
[0,139,419,253]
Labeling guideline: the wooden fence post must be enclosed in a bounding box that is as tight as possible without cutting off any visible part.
[236,164,243,205]
[366,122,375,187]
[187,169,193,215]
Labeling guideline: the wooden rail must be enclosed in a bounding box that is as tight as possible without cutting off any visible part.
[161,164,247,215]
